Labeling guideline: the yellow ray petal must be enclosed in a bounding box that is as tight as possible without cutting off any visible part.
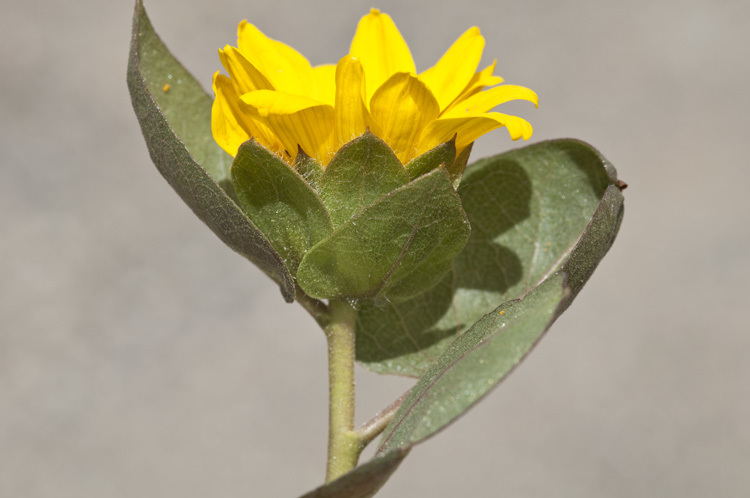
[417,112,533,154]
[369,72,440,164]
[219,46,275,94]
[349,9,416,104]
[212,74,249,156]
[240,90,334,164]
[311,64,336,107]
[333,56,378,149]
[236,20,314,96]
[442,85,538,118]
[212,72,282,156]
[445,60,504,112]
[419,27,485,111]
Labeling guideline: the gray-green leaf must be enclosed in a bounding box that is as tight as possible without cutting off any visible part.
[377,169,624,452]
[377,274,567,453]
[126,0,294,301]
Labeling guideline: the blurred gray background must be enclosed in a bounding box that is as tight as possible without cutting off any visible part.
[2,0,748,496]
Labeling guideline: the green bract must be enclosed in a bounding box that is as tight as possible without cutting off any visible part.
[231,131,470,303]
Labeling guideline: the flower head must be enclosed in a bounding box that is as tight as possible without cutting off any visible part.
[212,9,537,166]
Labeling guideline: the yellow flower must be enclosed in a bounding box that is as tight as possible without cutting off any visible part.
[212,9,538,166]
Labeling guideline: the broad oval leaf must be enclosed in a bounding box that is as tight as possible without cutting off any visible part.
[127,0,294,301]
[377,177,624,452]
[356,139,623,375]
[297,168,470,303]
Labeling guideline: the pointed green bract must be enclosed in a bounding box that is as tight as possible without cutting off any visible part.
[297,168,470,303]
[355,139,622,375]
[449,143,473,188]
[319,132,409,229]
[232,140,333,273]
[404,139,456,180]
[126,0,295,301]
[295,150,325,190]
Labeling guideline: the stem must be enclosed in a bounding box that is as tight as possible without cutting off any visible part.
[325,300,360,482]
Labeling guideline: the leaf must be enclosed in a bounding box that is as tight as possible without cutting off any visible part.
[319,131,409,229]
[296,168,470,303]
[356,139,623,375]
[377,175,624,451]
[231,140,333,273]
[127,0,295,302]
[377,275,567,454]
[297,449,408,498]
[128,0,230,189]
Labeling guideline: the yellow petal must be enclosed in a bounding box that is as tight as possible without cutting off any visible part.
[419,27,485,111]
[212,72,283,156]
[370,72,440,164]
[311,64,336,107]
[219,46,275,94]
[333,56,378,149]
[212,74,249,156]
[442,85,538,118]
[236,20,314,96]
[349,9,416,104]
[417,112,534,153]
[445,60,504,112]
[240,90,334,164]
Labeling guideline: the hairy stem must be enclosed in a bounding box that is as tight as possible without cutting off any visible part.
[325,300,360,482]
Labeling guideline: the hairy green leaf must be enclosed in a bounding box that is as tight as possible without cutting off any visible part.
[377,275,567,453]
[127,0,294,301]
[377,167,624,452]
